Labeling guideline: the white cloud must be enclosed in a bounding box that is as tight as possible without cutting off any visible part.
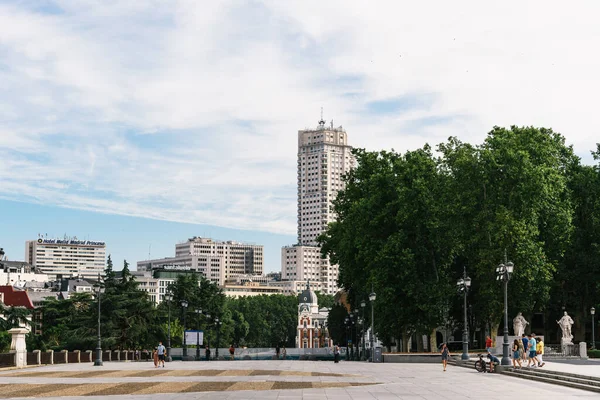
[0,0,599,236]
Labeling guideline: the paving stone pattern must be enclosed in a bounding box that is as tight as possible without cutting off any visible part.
[0,360,598,399]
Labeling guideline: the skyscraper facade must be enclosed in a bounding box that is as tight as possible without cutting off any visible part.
[281,117,354,294]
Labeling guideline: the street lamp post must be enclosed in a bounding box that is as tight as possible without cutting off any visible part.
[456,267,472,361]
[205,313,211,348]
[591,307,596,349]
[369,290,376,362]
[353,309,359,361]
[93,273,104,367]
[181,300,188,359]
[344,316,350,361]
[360,301,366,361]
[195,309,202,360]
[349,313,355,361]
[165,293,173,362]
[215,317,221,359]
[496,253,514,366]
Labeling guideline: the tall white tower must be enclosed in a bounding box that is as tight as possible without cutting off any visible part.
[281,115,354,294]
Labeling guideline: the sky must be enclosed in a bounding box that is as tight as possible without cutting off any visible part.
[1,0,600,272]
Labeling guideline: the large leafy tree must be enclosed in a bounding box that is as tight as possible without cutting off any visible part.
[554,145,600,341]
[320,146,456,350]
[438,127,577,344]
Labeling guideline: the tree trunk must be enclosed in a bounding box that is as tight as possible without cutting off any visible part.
[416,333,424,352]
[430,328,437,353]
[490,321,500,349]
[402,331,409,353]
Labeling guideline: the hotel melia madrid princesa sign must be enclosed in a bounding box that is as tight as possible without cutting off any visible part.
[38,239,105,246]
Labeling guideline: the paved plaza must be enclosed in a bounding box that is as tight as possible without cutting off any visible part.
[1,359,599,399]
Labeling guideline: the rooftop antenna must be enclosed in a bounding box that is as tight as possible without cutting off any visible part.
[319,107,325,127]
[148,244,151,260]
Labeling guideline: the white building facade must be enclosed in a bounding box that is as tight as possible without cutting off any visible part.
[137,237,263,286]
[0,261,49,287]
[25,238,106,280]
[281,118,355,294]
[268,279,323,296]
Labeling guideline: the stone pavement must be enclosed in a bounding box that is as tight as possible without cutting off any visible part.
[0,359,598,399]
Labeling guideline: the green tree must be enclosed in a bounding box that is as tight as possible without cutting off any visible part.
[320,146,455,351]
[438,127,577,344]
[554,146,600,341]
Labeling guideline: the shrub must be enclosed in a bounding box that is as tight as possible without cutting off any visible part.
[588,349,600,358]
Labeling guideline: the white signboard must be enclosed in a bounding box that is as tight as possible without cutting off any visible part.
[185,330,204,346]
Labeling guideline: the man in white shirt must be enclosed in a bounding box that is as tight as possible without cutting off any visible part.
[157,342,166,367]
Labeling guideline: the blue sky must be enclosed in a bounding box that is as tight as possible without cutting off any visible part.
[1,0,600,271]
[0,199,294,273]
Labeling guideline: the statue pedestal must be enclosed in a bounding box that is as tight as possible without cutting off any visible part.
[8,328,29,368]
[561,338,574,356]
[580,342,588,359]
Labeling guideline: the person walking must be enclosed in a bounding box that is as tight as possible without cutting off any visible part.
[536,337,545,367]
[517,337,525,361]
[157,342,166,368]
[512,339,522,369]
[521,334,529,362]
[229,344,235,361]
[282,347,287,360]
[205,345,211,361]
[527,334,537,367]
[441,343,450,372]
[152,347,158,368]
[334,345,340,363]
[275,344,280,359]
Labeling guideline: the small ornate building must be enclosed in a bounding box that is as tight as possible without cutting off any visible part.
[296,283,332,348]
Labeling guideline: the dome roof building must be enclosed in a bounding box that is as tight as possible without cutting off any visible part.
[295,281,331,349]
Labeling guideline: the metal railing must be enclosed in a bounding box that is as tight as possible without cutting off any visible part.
[0,353,16,368]
[544,343,581,357]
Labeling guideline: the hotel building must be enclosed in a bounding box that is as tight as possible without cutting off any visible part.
[25,238,106,280]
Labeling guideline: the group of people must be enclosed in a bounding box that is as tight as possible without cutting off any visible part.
[512,333,545,369]
[440,332,546,372]
[274,345,287,360]
[151,342,220,366]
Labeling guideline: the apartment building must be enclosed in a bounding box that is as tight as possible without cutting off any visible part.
[281,117,354,294]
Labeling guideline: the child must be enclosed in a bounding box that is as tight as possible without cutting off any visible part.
[536,337,545,367]
[152,347,158,368]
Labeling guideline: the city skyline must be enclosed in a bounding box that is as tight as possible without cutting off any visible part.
[1,1,600,272]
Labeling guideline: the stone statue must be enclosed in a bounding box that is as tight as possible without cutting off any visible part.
[557,311,574,344]
[513,312,529,337]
